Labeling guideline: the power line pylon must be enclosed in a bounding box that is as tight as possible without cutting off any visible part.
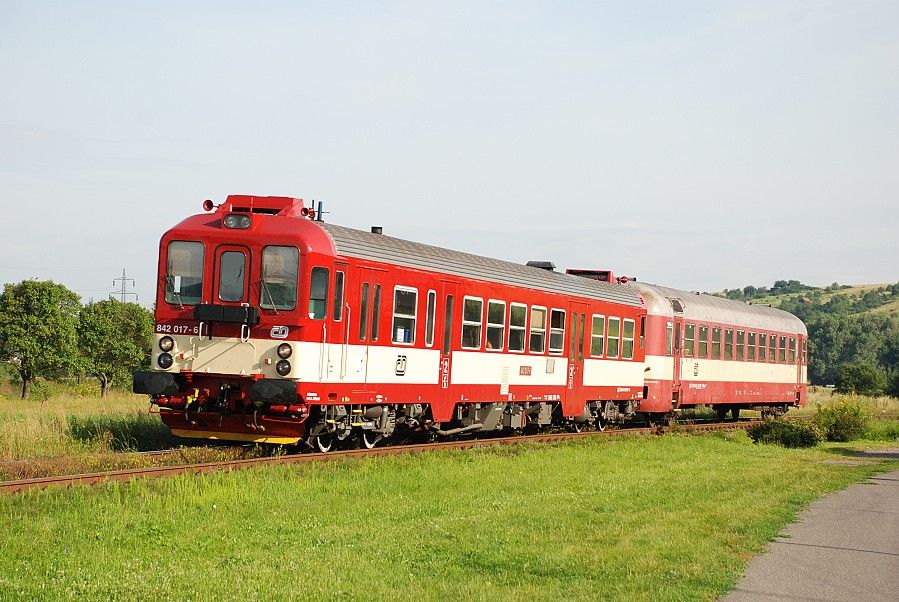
[110,268,138,302]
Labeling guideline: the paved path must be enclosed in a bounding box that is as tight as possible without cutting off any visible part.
[723,465,899,601]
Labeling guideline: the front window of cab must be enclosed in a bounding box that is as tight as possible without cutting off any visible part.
[260,246,299,310]
[165,241,204,305]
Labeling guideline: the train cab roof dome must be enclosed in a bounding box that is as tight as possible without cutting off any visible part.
[631,282,807,335]
[219,195,307,217]
[318,223,642,307]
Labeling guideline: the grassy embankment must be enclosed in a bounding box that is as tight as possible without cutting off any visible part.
[0,394,897,600]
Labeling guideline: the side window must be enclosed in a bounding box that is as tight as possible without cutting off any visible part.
[529,307,547,353]
[712,327,722,358]
[549,309,566,354]
[788,337,796,363]
[165,241,205,305]
[486,300,505,351]
[590,314,605,357]
[442,295,454,355]
[802,339,808,365]
[462,297,483,350]
[748,332,756,361]
[698,325,709,358]
[425,290,437,347]
[778,335,786,363]
[333,271,345,321]
[758,333,766,361]
[260,246,299,311]
[607,317,621,359]
[622,319,635,359]
[639,316,646,349]
[577,314,585,361]
[684,323,695,357]
[724,328,734,359]
[768,334,776,363]
[371,284,382,341]
[391,287,417,344]
[736,330,745,360]
[665,321,674,356]
[359,283,369,340]
[308,267,329,319]
[508,303,527,352]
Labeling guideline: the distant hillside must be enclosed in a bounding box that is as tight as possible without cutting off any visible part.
[710,281,899,393]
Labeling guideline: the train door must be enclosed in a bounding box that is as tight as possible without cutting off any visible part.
[565,301,588,412]
[436,281,460,413]
[212,244,250,308]
[326,263,348,382]
[351,267,374,386]
[671,317,683,405]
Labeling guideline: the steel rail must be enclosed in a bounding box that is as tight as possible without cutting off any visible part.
[1,419,759,495]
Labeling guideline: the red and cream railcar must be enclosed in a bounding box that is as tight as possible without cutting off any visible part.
[134,196,649,449]
[632,283,807,419]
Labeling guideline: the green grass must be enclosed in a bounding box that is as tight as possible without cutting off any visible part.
[0,433,895,601]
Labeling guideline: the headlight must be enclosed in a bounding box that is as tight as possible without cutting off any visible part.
[277,343,292,359]
[159,336,175,352]
[223,214,251,229]
[276,360,291,376]
[157,353,174,369]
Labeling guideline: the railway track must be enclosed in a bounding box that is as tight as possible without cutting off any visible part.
[1,419,760,495]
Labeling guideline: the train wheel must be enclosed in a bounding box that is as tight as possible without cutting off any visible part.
[715,406,728,421]
[361,431,382,449]
[314,431,335,453]
[595,415,607,432]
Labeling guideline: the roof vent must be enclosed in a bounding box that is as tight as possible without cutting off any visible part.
[526,261,556,271]
[371,226,383,235]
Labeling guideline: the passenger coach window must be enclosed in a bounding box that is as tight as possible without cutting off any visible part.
[737,330,745,360]
[372,285,382,341]
[748,332,756,361]
[442,296,454,354]
[508,303,527,352]
[219,251,247,302]
[462,297,483,349]
[724,328,734,359]
[768,335,776,363]
[590,315,605,357]
[607,317,621,359]
[712,327,722,358]
[333,271,345,320]
[425,291,437,347]
[260,246,299,311]
[789,337,796,363]
[622,319,635,359]
[698,325,709,358]
[549,309,566,354]
[392,287,417,344]
[486,301,505,351]
[684,323,695,357]
[165,241,204,305]
[308,267,329,319]
[665,322,674,356]
[759,333,767,361]
[779,336,787,363]
[802,340,808,365]
[529,307,547,353]
[359,283,369,340]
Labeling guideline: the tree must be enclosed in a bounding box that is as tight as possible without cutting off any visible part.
[78,299,153,398]
[836,364,885,396]
[0,280,81,398]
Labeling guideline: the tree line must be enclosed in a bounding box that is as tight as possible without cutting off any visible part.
[0,280,152,398]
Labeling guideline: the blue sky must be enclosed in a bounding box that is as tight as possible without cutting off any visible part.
[1,1,897,303]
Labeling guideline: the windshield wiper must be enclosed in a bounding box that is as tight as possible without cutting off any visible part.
[260,280,280,315]
[165,275,184,309]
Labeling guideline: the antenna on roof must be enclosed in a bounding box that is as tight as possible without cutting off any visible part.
[313,200,330,223]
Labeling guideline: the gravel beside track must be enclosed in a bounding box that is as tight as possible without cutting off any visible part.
[0,419,758,495]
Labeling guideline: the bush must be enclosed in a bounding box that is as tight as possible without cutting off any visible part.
[815,398,870,442]
[747,420,822,448]
[836,364,885,396]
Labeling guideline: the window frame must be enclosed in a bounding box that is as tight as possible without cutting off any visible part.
[548,308,566,355]
[259,245,299,311]
[724,328,734,360]
[391,286,418,346]
[461,296,484,350]
[747,331,756,361]
[485,299,506,352]
[307,266,329,320]
[332,271,345,321]
[529,305,548,354]
[165,240,205,306]
[712,326,722,358]
[736,329,745,361]
[508,302,528,353]
[590,314,605,358]
[778,335,787,363]
[424,290,437,348]
[622,318,636,360]
[698,324,709,358]
[607,316,621,359]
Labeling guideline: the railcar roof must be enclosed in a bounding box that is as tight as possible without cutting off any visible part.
[632,282,807,335]
[319,223,642,308]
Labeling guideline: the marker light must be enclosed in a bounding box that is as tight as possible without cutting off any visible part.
[223,214,251,229]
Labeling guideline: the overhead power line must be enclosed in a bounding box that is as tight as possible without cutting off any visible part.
[110,268,138,302]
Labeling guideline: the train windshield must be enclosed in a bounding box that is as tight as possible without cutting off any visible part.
[260,246,299,311]
[165,241,204,305]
